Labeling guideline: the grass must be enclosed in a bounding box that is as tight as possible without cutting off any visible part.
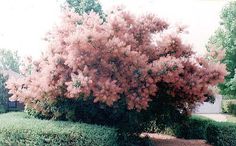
[226,114,236,123]
[191,114,212,120]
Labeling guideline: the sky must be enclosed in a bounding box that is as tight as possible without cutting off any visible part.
[0,0,61,58]
[0,0,232,58]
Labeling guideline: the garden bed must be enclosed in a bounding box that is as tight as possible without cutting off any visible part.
[146,133,211,146]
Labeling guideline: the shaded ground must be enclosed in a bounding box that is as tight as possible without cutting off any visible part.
[141,133,211,146]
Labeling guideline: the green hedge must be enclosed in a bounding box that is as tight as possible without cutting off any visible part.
[0,104,6,113]
[0,112,118,146]
[206,122,236,146]
[174,116,213,139]
[228,103,236,116]
[169,115,236,146]
[222,99,236,113]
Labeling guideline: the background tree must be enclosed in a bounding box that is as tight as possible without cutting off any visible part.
[208,1,236,98]
[0,49,20,73]
[0,49,20,112]
[66,0,103,16]
[0,74,8,113]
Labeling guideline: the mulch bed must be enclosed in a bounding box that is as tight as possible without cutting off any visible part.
[141,133,211,146]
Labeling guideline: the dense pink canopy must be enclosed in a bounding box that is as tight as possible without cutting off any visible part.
[7,8,227,112]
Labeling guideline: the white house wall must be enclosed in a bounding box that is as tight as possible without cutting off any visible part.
[194,95,222,114]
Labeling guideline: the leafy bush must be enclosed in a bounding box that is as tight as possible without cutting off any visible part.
[24,96,185,145]
[6,7,227,140]
[0,112,118,146]
[0,105,6,113]
[228,103,236,116]
[206,122,236,146]
[140,115,236,146]
[222,99,236,113]
[174,116,212,139]
[152,115,236,146]
[142,120,177,136]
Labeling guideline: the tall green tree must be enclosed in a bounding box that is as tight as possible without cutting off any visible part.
[0,49,20,112]
[208,1,236,98]
[0,49,20,73]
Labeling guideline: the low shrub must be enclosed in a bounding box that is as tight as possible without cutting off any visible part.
[0,112,118,146]
[164,115,236,146]
[174,116,212,139]
[25,97,184,145]
[0,104,6,113]
[141,114,236,146]
[25,96,185,134]
[222,99,236,113]
[206,122,236,146]
[228,103,236,116]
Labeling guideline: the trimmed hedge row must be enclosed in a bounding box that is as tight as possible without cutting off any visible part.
[206,122,236,146]
[0,112,118,146]
[174,116,236,146]
[174,116,213,140]
[228,103,236,116]
[1,112,236,146]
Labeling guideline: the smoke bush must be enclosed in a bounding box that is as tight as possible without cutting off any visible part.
[7,8,227,126]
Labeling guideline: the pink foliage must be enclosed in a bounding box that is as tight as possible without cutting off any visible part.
[7,8,227,112]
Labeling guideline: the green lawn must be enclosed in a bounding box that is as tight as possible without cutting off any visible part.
[191,114,212,120]
[226,114,236,123]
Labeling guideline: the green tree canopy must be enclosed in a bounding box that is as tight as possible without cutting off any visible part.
[0,49,20,73]
[66,0,103,16]
[0,74,9,112]
[0,49,20,112]
[208,1,236,98]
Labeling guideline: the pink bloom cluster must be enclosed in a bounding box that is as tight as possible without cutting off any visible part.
[7,8,227,112]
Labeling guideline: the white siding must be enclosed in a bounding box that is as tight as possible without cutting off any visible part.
[194,95,222,114]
